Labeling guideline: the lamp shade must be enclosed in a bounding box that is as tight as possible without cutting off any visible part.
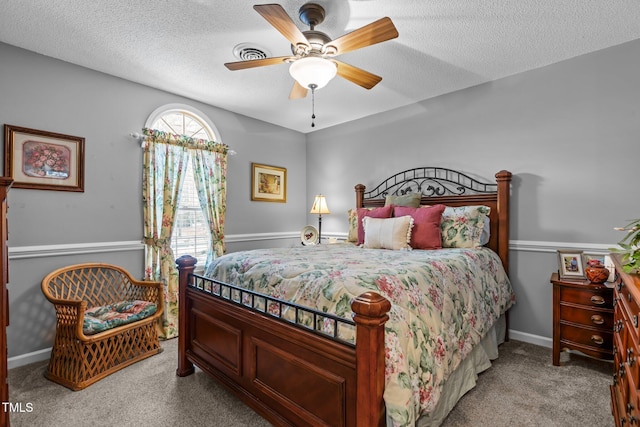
[289,57,337,90]
[310,194,330,214]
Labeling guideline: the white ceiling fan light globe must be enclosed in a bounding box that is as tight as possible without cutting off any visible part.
[289,57,337,90]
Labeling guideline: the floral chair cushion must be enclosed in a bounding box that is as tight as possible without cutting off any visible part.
[83,300,157,335]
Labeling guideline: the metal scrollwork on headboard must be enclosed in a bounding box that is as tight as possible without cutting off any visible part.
[363,167,497,200]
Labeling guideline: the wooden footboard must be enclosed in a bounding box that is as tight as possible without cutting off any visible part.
[176,255,391,427]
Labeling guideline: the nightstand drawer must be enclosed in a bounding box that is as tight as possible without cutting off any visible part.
[561,287,613,308]
[560,323,613,350]
[559,305,614,329]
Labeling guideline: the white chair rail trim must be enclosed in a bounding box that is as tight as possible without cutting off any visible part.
[9,236,617,260]
[510,239,615,254]
[8,241,145,260]
[9,232,298,259]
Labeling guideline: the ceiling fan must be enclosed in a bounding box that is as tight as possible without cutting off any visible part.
[224,3,399,100]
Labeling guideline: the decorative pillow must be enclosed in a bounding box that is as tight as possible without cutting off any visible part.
[362,216,414,250]
[347,209,359,242]
[384,193,422,208]
[480,216,491,246]
[83,300,157,335]
[440,206,491,248]
[394,204,446,249]
[356,205,393,245]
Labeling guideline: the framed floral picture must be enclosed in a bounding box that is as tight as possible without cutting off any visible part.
[251,162,286,203]
[4,124,85,192]
[557,250,586,280]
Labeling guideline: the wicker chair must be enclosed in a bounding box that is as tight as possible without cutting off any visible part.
[41,263,164,390]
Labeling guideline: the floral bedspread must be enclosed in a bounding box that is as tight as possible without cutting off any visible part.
[204,243,515,427]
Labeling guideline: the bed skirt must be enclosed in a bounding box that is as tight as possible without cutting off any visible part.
[412,315,506,427]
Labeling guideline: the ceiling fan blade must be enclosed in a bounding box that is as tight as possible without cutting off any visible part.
[254,4,309,48]
[225,56,293,70]
[334,60,382,89]
[289,81,308,99]
[326,17,399,55]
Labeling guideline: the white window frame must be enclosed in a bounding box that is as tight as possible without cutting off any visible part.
[145,103,221,142]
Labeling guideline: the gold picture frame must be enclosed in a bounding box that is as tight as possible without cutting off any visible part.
[251,163,286,203]
[4,124,85,192]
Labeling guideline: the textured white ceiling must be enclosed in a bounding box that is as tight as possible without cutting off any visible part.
[1,1,639,134]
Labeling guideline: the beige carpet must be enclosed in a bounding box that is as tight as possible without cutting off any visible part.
[8,339,613,427]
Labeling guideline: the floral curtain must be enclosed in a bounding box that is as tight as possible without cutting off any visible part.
[192,148,227,269]
[142,128,228,339]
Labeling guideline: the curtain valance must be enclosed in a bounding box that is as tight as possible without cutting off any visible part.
[142,128,228,154]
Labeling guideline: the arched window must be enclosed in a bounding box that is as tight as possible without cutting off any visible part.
[145,104,222,267]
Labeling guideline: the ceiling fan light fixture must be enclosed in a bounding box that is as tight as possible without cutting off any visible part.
[289,57,337,90]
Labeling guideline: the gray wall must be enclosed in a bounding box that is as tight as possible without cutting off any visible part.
[2,36,639,363]
[0,42,307,360]
[306,38,640,344]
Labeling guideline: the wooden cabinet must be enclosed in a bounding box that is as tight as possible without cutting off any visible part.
[611,254,640,427]
[0,178,10,427]
[551,272,614,366]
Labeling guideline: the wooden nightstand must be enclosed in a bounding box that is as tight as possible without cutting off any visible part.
[551,272,614,366]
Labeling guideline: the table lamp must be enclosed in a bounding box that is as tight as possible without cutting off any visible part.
[310,194,330,244]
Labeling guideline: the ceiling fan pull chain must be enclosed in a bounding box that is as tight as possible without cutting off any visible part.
[310,83,317,127]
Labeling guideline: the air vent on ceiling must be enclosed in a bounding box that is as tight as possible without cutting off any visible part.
[233,43,270,61]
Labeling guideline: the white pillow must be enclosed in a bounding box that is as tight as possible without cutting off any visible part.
[362,216,414,250]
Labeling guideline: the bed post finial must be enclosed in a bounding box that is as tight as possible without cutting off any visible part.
[355,184,365,208]
[352,292,391,427]
[176,255,197,377]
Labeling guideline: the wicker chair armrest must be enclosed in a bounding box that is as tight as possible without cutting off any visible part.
[48,299,87,336]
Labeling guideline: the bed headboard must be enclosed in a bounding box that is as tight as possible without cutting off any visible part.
[355,167,512,274]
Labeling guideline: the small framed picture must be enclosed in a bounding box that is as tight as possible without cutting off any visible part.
[4,124,85,192]
[251,163,286,203]
[584,253,606,267]
[557,250,586,280]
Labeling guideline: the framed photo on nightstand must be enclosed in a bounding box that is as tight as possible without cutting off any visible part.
[557,250,586,280]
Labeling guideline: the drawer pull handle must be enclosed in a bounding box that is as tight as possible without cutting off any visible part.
[591,314,604,325]
[591,335,604,345]
[591,295,606,305]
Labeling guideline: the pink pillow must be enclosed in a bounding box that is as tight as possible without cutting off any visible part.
[394,204,446,249]
[356,205,393,245]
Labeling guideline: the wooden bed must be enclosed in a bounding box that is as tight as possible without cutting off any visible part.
[176,167,513,427]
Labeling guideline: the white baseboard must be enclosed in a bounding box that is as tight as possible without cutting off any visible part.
[508,329,552,348]
[8,347,51,370]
